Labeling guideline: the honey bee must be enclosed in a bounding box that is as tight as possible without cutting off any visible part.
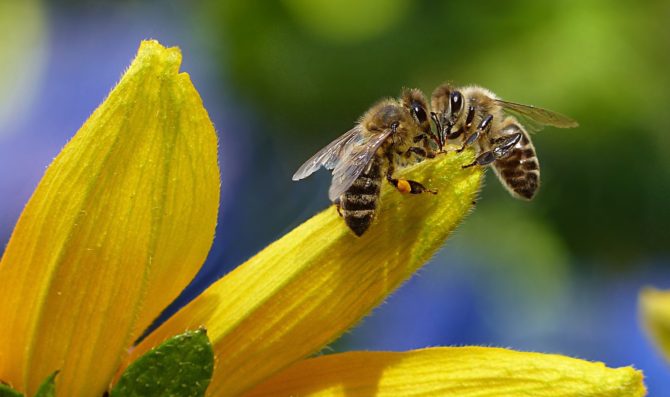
[292,89,439,236]
[430,84,578,199]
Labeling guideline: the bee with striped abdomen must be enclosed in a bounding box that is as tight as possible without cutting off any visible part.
[430,84,578,200]
[292,89,439,236]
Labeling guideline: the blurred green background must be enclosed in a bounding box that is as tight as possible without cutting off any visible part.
[1,0,669,394]
[213,0,670,262]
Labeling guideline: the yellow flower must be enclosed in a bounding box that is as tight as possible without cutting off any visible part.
[0,40,645,397]
[244,347,643,397]
[640,287,670,361]
[0,40,219,396]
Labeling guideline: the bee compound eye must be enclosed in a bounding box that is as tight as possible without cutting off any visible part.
[450,91,463,114]
[412,104,428,123]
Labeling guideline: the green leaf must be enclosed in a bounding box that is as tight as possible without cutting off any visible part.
[0,383,23,397]
[33,371,58,397]
[0,371,58,397]
[110,328,214,397]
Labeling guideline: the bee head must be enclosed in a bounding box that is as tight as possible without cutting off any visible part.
[369,104,404,132]
[400,88,430,134]
[430,83,453,116]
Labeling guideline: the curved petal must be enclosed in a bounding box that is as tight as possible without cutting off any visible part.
[244,347,646,397]
[639,287,670,361]
[130,151,483,396]
[0,40,219,396]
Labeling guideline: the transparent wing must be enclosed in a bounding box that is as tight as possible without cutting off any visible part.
[292,126,362,181]
[495,99,579,131]
[328,128,393,201]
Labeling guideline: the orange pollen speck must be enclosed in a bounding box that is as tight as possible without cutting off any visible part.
[397,179,411,193]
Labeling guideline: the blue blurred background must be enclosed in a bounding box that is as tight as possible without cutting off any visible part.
[1,0,669,393]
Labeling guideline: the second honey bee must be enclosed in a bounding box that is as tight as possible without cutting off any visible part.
[292,89,439,236]
[431,84,578,199]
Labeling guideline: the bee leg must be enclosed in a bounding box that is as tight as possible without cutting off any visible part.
[333,197,343,217]
[388,176,437,194]
[385,153,437,194]
[462,132,522,168]
[462,151,497,168]
[456,130,480,153]
[406,146,435,159]
[445,105,475,143]
[412,135,440,155]
[421,134,439,158]
[457,114,493,153]
[386,164,437,194]
[490,132,522,155]
[445,126,464,140]
[440,122,457,144]
[404,179,438,194]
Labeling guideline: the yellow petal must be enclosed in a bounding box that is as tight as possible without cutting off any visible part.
[0,40,219,396]
[130,150,482,396]
[244,347,646,397]
[639,287,670,361]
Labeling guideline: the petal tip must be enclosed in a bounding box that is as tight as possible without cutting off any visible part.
[136,39,183,76]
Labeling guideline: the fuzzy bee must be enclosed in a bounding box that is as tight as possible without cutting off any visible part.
[430,84,578,199]
[292,89,439,236]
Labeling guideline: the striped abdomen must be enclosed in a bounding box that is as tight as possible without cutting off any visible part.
[492,127,540,200]
[340,157,383,236]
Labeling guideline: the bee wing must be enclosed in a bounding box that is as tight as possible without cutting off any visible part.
[292,126,362,181]
[495,99,579,132]
[327,128,393,201]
